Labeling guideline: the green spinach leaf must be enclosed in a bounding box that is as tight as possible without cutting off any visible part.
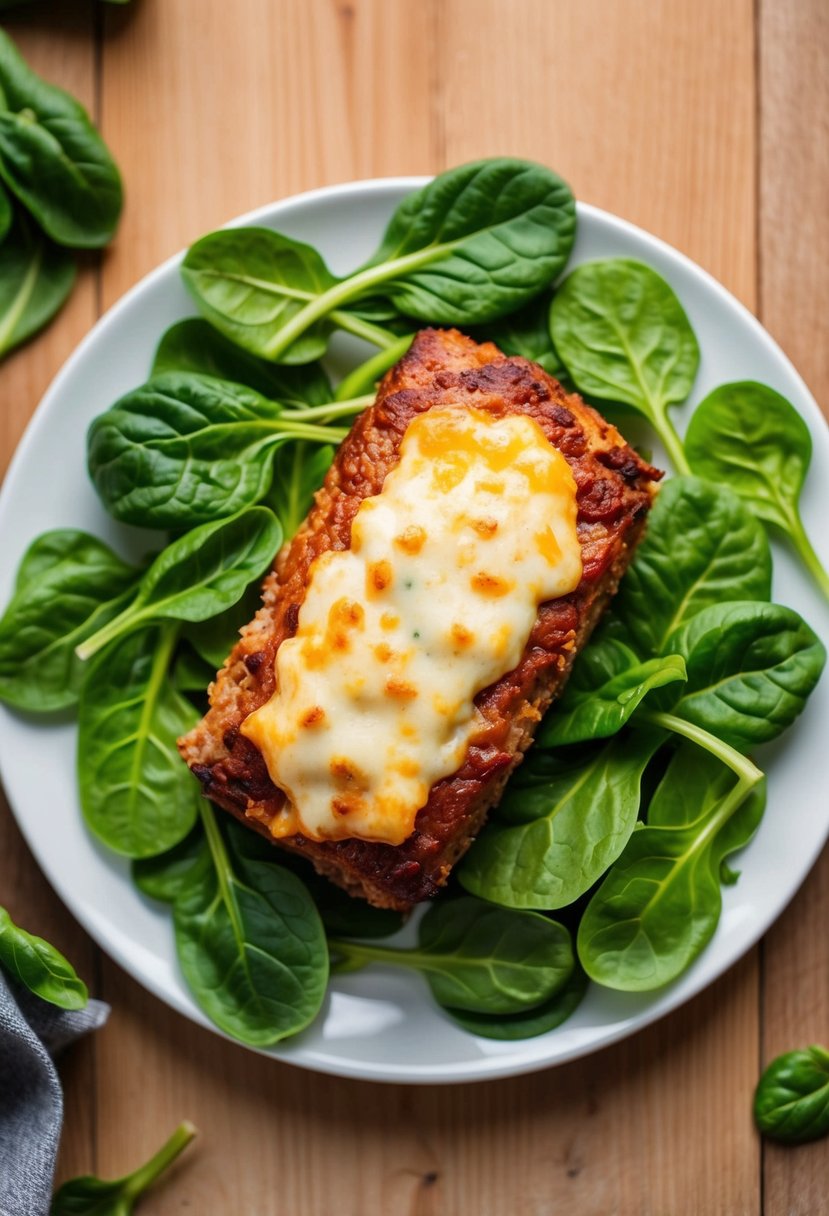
[152,317,333,404]
[87,373,344,529]
[132,828,208,904]
[188,160,576,362]
[0,209,75,358]
[663,600,826,752]
[76,507,282,660]
[0,530,140,711]
[329,897,572,1015]
[0,29,122,247]
[0,905,87,1009]
[684,381,829,600]
[577,747,766,991]
[78,624,201,858]
[550,258,698,472]
[539,639,686,746]
[459,730,662,911]
[470,291,568,380]
[754,1046,829,1144]
[51,1122,197,1215]
[173,810,328,1045]
[182,579,263,669]
[603,476,772,657]
[0,178,11,240]
[443,961,588,1041]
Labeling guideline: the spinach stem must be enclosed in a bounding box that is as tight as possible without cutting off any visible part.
[122,1121,197,1200]
[653,409,691,476]
[789,512,829,602]
[636,709,762,786]
[281,394,374,422]
[334,334,415,401]
[264,245,452,359]
[271,418,349,442]
[330,309,400,350]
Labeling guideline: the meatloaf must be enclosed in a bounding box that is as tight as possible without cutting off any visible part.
[179,328,660,910]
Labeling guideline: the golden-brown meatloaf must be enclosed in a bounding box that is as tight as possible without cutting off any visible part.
[179,328,660,910]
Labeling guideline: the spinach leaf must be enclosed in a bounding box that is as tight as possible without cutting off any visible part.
[182,227,344,365]
[172,644,216,694]
[684,381,829,600]
[183,580,263,669]
[87,373,344,529]
[329,897,572,1015]
[0,178,10,240]
[132,828,208,904]
[173,810,328,1045]
[538,638,686,746]
[663,600,826,752]
[0,530,140,712]
[0,905,87,1010]
[754,1046,829,1144]
[51,1122,197,1215]
[189,160,576,362]
[265,440,333,539]
[443,960,588,1041]
[0,209,75,359]
[332,332,414,402]
[459,730,662,911]
[152,317,333,405]
[76,507,282,660]
[550,258,698,473]
[470,291,568,380]
[604,476,772,657]
[577,747,766,991]
[0,29,122,247]
[78,624,201,858]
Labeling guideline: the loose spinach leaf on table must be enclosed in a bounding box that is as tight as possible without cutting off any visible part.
[329,896,573,1015]
[0,29,122,247]
[684,381,829,600]
[550,258,698,473]
[185,159,576,362]
[577,745,767,991]
[538,639,686,747]
[78,624,201,858]
[76,506,282,660]
[174,811,328,1046]
[152,317,333,404]
[443,960,589,1041]
[0,530,140,712]
[602,476,773,658]
[51,1122,197,1216]
[0,905,87,1009]
[660,600,826,752]
[754,1046,829,1144]
[87,373,345,529]
[0,209,76,359]
[459,730,663,911]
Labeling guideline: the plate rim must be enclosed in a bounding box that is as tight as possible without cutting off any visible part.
[1,175,827,1084]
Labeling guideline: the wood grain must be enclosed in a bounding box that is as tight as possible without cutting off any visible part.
[0,0,824,1212]
[759,2,829,1212]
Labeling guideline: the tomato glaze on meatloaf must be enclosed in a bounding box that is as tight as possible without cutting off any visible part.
[178,328,661,910]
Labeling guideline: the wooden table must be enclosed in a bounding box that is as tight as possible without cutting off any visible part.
[1,2,827,1212]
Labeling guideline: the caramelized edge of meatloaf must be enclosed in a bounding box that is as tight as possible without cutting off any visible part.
[179,328,661,911]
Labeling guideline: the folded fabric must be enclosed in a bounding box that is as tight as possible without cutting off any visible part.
[0,971,109,1216]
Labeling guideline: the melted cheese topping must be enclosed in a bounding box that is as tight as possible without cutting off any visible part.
[240,405,582,845]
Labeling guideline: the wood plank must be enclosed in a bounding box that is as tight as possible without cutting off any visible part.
[93,2,761,1215]
[0,4,100,1184]
[759,2,829,1211]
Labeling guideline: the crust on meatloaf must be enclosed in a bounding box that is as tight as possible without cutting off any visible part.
[179,328,661,910]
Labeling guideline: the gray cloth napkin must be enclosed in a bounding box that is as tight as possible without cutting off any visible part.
[0,972,109,1216]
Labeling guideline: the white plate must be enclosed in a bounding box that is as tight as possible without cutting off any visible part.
[1,179,828,1085]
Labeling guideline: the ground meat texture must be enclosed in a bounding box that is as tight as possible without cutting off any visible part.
[178,328,661,911]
